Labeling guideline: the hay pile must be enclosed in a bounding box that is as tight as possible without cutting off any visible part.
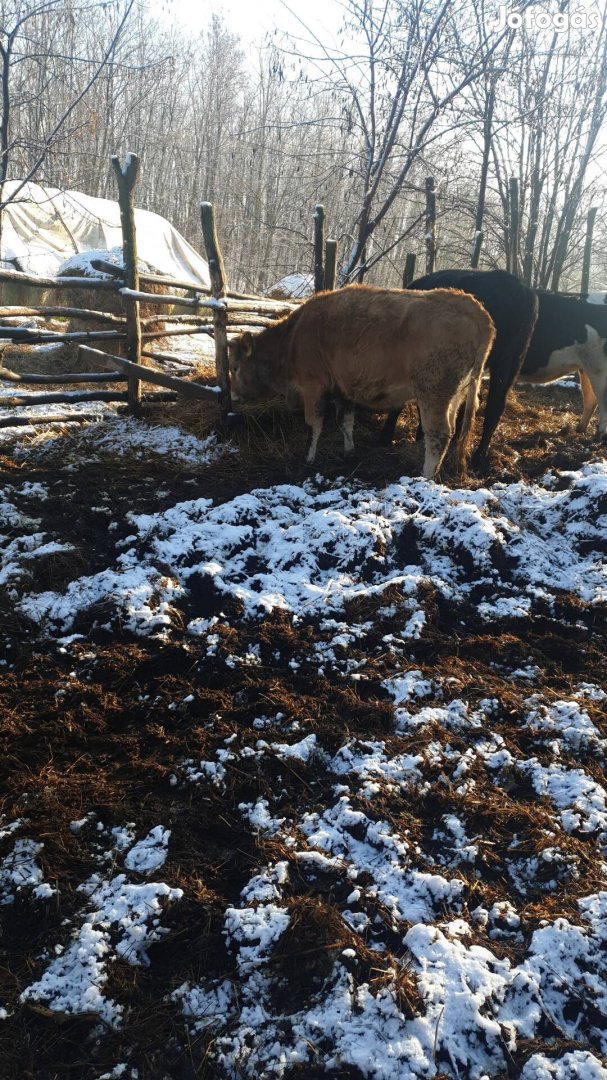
[55,248,172,357]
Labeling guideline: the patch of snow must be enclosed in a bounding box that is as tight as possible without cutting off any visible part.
[0,839,44,904]
[12,416,230,469]
[520,1051,607,1079]
[300,797,464,923]
[123,826,170,875]
[519,759,607,836]
[21,873,183,1026]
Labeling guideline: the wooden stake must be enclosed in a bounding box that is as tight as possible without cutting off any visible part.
[112,152,142,414]
[314,204,325,292]
[402,253,417,287]
[200,202,230,419]
[323,239,338,291]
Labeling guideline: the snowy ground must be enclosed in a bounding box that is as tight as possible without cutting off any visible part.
[0,365,606,1078]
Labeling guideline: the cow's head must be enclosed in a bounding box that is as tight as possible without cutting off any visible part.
[228,331,285,403]
[228,333,258,402]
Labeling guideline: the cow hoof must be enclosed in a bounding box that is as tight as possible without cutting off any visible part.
[470,452,489,475]
[377,431,394,447]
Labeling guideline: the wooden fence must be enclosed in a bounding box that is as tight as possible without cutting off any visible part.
[3,157,596,434]
[0,152,298,430]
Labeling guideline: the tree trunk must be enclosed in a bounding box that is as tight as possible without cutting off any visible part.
[580,206,598,299]
[425,176,436,275]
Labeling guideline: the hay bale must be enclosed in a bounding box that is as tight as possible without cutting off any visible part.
[55,248,171,356]
[0,275,49,308]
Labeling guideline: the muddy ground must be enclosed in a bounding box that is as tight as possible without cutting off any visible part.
[0,384,606,1079]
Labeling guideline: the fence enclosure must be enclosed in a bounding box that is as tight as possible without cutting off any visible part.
[0,153,298,429]
[1,157,597,433]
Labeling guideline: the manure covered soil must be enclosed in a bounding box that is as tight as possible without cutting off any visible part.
[0,383,606,1080]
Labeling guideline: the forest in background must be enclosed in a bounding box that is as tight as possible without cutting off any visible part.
[1,0,607,295]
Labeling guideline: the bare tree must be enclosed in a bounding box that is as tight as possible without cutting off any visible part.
[1,0,607,296]
[275,0,516,283]
[481,7,607,288]
[0,0,135,202]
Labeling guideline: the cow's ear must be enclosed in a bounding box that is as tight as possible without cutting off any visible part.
[241,332,254,359]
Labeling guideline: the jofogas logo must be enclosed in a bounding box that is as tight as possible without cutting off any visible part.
[492,5,600,31]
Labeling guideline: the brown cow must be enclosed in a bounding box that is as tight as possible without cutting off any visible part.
[228,285,495,478]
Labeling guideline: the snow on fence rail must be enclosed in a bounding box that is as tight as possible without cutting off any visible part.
[0,152,298,428]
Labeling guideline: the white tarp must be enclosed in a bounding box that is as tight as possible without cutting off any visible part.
[0,180,210,286]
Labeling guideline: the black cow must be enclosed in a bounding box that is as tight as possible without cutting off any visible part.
[518,290,607,438]
[380,268,538,466]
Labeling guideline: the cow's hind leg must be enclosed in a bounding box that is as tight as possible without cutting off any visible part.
[417,401,453,480]
[335,396,356,456]
[471,365,513,470]
[378,408,401,445]
[578,371,597,433]
[303,390,329,464]
[596,374,607,442]
[473,289,537,468]
[380,406,425,445]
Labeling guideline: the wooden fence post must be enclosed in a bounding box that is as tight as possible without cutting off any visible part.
[425,177,436,275]
[402,253,417,287]
[314,204,325,292]
[580,206,598,300]
[323,239,337,291]
[200,201,230,420]
[111,153,142,414]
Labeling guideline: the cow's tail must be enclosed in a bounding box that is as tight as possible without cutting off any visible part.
[457,313,496,474]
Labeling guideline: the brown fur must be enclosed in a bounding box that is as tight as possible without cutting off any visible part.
[229,285,496,478]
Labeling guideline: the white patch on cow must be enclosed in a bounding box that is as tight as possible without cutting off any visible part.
[520,325,607,433]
